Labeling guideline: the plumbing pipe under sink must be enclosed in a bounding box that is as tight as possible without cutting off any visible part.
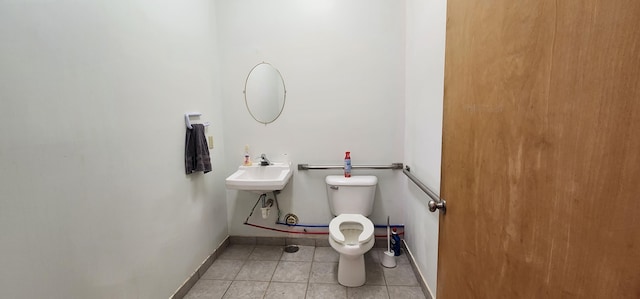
[243,193,404,237]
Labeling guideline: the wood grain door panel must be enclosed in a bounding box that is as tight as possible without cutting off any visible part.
[439,1,640,298]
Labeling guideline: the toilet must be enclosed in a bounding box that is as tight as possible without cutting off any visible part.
[326,175,377,287]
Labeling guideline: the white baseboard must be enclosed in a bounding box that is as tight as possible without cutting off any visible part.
[170,236,230,299]
[402,240,435,299]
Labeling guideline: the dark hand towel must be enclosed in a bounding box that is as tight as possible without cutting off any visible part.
[185,124,212,174]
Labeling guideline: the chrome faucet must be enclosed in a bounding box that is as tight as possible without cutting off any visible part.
[260,154,271,166]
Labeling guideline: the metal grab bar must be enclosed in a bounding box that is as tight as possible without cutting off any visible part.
[403,165,447,214]
[297,163,403,170]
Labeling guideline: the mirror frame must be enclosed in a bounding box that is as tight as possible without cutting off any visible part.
[243,62,287,125]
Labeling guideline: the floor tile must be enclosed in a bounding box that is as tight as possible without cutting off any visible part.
[347,285,389,299]
[229,236,256,245]
[280,245,315,262]
[364,262,386,286]
[388,286,427,299]
[201,259,245,280]
[313,246,339,262]
[315,238,331,247]
[395,252,410,265]
[218,244,255,260]
[248,246,283,261]
[222,280,268,299]
[184,240,428,299]
[264,282,307,299]
[271,261,311,283]
[184,279,231,299]
[235,260,278,281]
[306,283,347,299]
[256,237,285,246]
[365,248,381,264]
[383,263,419,286]
[309,262,338,284]
[286,237,316,246]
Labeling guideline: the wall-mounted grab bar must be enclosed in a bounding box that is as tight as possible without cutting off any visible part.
[185,112,210,129]
[403,165,446,214]
[297,163,403,170]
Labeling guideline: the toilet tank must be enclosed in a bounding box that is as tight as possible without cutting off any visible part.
[326,175,378,216]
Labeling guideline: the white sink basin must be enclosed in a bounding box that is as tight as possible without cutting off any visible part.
[225,162,292,193]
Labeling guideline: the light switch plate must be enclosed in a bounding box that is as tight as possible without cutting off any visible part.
[207,136,214,149]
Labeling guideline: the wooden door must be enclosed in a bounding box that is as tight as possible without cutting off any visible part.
[439,1,640,298]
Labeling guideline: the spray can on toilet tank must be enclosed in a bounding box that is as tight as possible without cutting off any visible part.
[344,151,351,178]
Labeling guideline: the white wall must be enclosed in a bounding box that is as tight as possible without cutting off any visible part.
[404,0,447,296]
[215,0,407,235]
[0,1,228,298]
[0,0,447,297]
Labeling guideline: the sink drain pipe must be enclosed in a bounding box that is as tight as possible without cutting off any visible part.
[243,193,329,235]
[243,193,405,237]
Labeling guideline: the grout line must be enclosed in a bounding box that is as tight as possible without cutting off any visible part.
[233,257,249,281]
[305,266,311,299]
[305,251,312,299]
[264,278,272,299]
[380,249,391,299]
[267,256,280,297]
[220,280,232,299]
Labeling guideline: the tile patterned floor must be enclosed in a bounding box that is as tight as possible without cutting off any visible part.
[184,244,426,299]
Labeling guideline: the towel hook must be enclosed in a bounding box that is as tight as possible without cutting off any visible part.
[185,112,210,129]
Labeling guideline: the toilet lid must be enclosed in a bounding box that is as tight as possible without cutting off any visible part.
[329,214,374,244]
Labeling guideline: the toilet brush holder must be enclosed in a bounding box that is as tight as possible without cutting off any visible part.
[382,216,396,268]
[381,250,396,268]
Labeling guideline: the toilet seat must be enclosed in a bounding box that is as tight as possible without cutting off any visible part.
[329,214,374,244]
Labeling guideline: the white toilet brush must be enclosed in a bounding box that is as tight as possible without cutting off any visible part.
[381,216,396,268]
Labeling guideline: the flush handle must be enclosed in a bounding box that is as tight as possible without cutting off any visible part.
[330,186,339,190]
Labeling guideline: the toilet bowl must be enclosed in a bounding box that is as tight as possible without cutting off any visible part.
[325,175,377,287]
[329,213,375,287]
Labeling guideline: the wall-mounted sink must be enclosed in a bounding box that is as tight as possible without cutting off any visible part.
[225,162,292,193]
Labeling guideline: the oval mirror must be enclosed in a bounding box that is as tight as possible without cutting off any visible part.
[243,62,287,124]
